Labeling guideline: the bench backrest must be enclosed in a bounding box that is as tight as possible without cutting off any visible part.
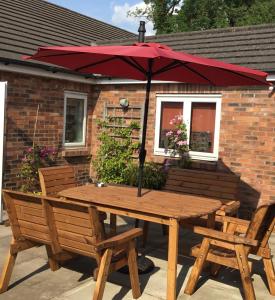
[3,190,51,244]
[38,166,76,197]
[3,190,104,259]
[164,168,240,200]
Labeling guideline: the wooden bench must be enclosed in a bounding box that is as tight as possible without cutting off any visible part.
[38,166,111,233]
[141,168,240,247]
[0,190,142,300]
[164,168,240,217]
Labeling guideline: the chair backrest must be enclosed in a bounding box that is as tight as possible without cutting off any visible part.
[3,190,104,259]
[164,168,240,200]
[3,190,51,244]
[245,202,275,249]
[38,166,76,197]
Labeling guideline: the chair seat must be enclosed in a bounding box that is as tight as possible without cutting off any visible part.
[191,243,236,258]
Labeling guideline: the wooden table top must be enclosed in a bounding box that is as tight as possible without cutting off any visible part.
[59,185,222,220]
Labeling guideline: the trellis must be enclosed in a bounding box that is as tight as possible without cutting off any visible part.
[103,102,144,141]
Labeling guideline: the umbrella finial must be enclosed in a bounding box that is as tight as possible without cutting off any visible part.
[138,21,146,43]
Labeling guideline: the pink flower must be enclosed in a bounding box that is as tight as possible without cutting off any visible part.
[177,140,187,146]
[177,130,182,135]
[166,131,173,137]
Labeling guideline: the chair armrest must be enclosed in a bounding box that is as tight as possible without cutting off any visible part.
[222,216,250,227]
[223,200,240,214]
[193,226,258,247]
[95,228,143,251]
[222,216,250,234]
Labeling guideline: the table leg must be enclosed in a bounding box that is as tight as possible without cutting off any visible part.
[207,212,215,228]
[167,218,179,300]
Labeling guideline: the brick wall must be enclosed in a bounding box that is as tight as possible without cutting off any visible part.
[0,70,96,189]
[1,69,274,213]
[91,83,275,212]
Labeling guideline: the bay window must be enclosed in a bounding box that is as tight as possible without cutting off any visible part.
[154,94,221,161]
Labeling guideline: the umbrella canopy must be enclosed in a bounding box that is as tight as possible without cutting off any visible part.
[26,42,268,86]
[26,42,269,197]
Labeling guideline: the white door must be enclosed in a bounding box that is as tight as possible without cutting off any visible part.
[0,82,7,223]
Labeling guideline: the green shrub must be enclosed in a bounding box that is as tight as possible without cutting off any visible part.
[124,162,167,190]
[93,118,140,184]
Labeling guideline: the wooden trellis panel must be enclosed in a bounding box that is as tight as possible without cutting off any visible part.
[103,102,144,141]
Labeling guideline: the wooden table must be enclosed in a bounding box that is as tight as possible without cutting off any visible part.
[59,184,222,300]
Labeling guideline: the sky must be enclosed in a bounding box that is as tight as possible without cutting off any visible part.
[47,0,155,35]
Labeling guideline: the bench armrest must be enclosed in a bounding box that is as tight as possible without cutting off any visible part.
[193,226,258,247]
[95,228,143,251]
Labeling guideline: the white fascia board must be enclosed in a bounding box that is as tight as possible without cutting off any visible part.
[0,63,97,84]
[267,74,275,81]
[95,78,178,85]
[96,75,274,85]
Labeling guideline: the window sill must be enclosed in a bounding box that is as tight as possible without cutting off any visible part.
[153,149,218,162]
[61,148,90,157]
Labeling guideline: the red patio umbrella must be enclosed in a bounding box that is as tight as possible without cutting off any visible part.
[26,42,269,196]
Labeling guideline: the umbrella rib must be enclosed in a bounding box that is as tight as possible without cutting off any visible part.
[118,57,147,75]
[75,56,118,72]
[217,67,267,85]
[152,60,183,76]
[128,57,147,74]
[181,63,216,85]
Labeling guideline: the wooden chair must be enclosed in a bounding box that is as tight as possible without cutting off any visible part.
[184,201,275,300]
[0,190,143,300]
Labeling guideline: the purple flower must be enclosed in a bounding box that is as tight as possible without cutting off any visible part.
[166,130,173,137]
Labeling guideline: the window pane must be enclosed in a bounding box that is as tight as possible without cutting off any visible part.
[65,98,84,144]
[159,102,183,148]
[190,103,216,153]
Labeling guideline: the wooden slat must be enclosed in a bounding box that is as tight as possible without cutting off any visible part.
[164,184,236,200]
[169,168,240,182]
[55,221,93,236]
[16,208,46,225]
[18,220,49,234]
[53,206,89,220]
[54,212,92,228]
[58,229,95,244]
[43,177,76,188]
[20,227,50,242]
[58,237,95,253]
[44,183,76,196]
[166,175,238,188]
[15,205,44,218]
[39,166,74,176]
[13,199,43,210]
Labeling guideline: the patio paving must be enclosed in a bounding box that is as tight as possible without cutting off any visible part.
[0,215,274,300]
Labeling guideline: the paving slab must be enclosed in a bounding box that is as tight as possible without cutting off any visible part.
[0,216,274,300]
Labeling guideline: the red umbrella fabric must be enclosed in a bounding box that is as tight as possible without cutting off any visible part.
[26,42,269,196]
[26,42,268,86]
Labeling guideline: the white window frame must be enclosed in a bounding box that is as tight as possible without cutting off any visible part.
[63,91,87,147]
[154,94,222,161]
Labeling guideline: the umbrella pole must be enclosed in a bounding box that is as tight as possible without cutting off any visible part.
[137,59,153,197]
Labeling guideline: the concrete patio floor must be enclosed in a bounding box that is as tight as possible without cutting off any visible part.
[0,215,274,300]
